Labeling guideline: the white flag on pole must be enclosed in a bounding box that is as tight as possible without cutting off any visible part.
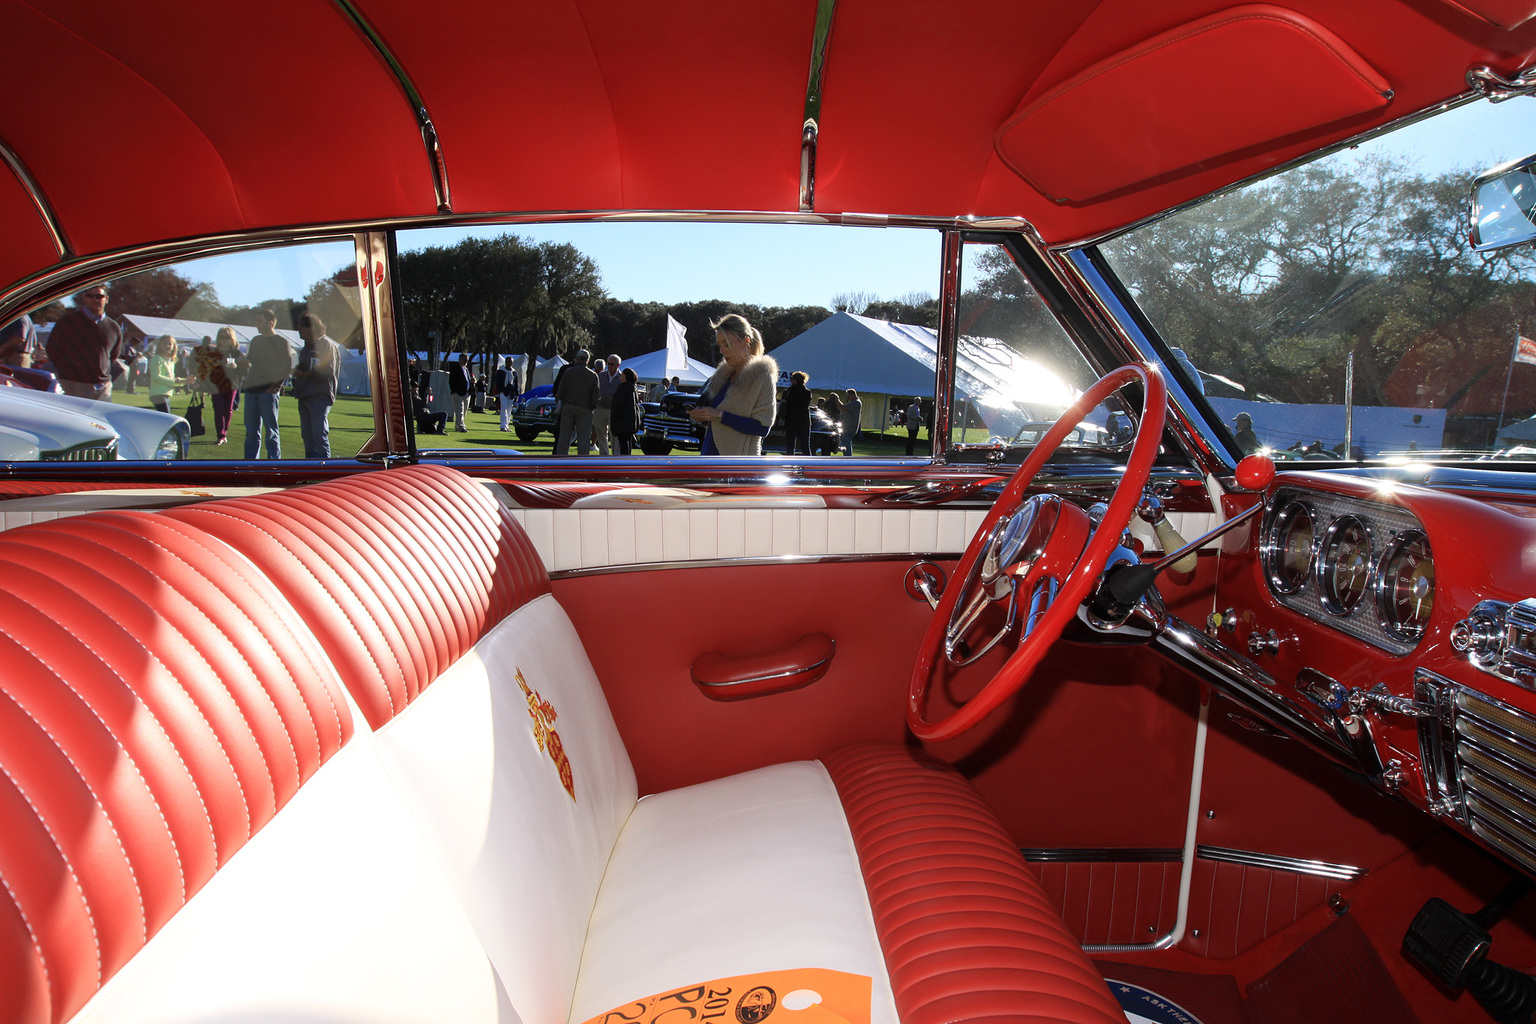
[666,315,689,373]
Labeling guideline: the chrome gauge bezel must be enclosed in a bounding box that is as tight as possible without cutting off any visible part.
[1317,514,1374,617]
[1262,499,1318,595]
[1262,487,1427,654]
[1375,530,1434,644]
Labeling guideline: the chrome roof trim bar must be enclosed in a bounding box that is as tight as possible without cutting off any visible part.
[330,0,452,214]
[0,134,70,259]
[800,0,838,212]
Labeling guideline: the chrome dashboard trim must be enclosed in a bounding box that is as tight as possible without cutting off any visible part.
[1152,614,1385,778]
[1195,845,1364,881]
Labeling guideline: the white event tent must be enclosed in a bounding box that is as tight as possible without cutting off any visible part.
[766,312,1079,436]
[119,314,371,396]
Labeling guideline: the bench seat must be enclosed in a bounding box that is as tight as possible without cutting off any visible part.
[1,465,1126,1024]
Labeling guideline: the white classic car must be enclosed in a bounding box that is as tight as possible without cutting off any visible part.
[0,385,187,461]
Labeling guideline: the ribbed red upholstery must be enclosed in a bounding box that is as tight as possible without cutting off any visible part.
[0,510,353,1024]
[822,744,1128,1024]
[159,465,551,729]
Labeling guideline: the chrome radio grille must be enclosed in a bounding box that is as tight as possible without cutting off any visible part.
[1419,671,1536,876]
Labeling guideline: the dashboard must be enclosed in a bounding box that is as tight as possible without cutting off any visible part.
[1152,469,1536,878]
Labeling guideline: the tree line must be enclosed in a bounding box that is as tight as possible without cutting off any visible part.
[1100,155,1536,448]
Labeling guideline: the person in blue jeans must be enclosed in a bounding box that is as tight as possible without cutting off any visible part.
[292,313,340,458]
[240,308,294,459]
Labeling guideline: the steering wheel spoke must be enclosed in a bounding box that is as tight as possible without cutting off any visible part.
[908,364,1167,740]
[1019,574,1059,640]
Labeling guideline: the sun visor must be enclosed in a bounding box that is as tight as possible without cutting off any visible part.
[996,5,1392,204]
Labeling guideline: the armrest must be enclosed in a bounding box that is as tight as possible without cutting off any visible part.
[690,632,836,702]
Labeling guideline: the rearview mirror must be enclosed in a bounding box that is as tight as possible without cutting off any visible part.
[1470,153,1536,252]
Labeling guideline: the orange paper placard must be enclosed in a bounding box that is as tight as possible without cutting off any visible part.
[581,969,872,1024]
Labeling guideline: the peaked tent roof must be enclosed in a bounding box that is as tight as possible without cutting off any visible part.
[120,313,301,353]
[768,312,1078,413]
[624,347,714,384]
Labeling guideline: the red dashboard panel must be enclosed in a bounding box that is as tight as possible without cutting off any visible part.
[1210,470,1536,873]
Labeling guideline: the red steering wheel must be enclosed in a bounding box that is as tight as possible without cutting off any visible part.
[907,364,1167,741]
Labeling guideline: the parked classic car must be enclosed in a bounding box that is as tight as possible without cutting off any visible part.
[9,5,1536,1024]
[637,390,843,456]
[0,381,187,460]
[511,389,558,443]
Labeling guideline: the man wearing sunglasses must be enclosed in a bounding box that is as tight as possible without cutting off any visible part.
[44,286,122,400]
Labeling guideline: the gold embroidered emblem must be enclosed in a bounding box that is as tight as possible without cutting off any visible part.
[516,667,576,801]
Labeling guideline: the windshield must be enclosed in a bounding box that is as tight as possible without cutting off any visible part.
[1097,96,1536,465]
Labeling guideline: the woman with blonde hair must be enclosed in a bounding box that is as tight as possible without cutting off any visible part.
[193,327,242,444]
[688,313,778,456]
[148,334,180,414]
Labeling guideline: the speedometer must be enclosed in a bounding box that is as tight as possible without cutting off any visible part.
[1319,515,1372,615]
[1377,531,1434,643]
[1264,500,1316,594]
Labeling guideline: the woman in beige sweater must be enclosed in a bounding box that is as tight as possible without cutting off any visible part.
[690,313,779,456]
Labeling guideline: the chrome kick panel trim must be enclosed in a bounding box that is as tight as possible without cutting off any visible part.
[1019,848,1182,863]
[1195,845,1364,881]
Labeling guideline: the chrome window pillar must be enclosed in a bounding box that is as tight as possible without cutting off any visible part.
[1058,249,1233,481]
[932,229,963,462]
[355,231,412,459]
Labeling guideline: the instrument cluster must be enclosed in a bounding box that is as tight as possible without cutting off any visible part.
[1260,487,1434,654]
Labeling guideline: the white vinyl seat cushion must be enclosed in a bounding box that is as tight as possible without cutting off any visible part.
[571,761,900,1024]
[69,738,517,1024]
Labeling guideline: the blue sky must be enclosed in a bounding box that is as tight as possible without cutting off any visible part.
[175,96,1536,311]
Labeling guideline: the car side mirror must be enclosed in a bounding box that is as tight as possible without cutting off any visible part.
[1470,153,1536,252]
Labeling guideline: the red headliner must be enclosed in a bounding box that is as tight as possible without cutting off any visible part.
[3,0,1536,300]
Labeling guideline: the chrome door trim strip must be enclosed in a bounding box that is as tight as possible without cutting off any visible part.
[547,551,960,580]
[1195,845,1364,881]
[329,0,451,213]
[0,134,69,259]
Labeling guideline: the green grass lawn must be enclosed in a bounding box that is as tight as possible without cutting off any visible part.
[116,390,378,460]
[119,389,940,460]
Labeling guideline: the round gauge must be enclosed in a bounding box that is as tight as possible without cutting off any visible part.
[1376,531,1434,643]
[1264,500,1317,595]
[1319,515,1372,615]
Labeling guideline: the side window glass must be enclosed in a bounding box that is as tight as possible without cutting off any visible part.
[954,243,1107,449]
[394,222,942,458]
[4,239,363,461]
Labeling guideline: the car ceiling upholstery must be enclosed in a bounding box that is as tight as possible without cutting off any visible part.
[3,0,1536,306]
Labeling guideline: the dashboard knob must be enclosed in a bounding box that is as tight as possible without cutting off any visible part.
[1247,629,1288,656]
[1451,614,1502,659]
